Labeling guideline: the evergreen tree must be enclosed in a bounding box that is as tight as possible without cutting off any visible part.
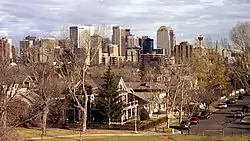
[97,65,124,124]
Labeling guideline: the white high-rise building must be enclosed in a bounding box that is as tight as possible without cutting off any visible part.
[69,25,95,48]
[112,26,125,56]
[157,26,176,56]
[70,25,95,65]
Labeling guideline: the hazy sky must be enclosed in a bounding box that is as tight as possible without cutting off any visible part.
[0,0,250,46]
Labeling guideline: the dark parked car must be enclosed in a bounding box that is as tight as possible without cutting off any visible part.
[226,98,236,106]
[189,117,200,125]
[238,94,244,100]
[199,111,211,119]
[243,91,250,96]
[242,105,250,113]
[180,121,190,129]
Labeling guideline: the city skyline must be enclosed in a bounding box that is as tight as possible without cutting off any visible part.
[0,0,250,45]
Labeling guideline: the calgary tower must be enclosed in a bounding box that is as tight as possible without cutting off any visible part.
[197,35,204,47]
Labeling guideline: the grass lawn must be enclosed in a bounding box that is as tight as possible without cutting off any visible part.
[38,136,167,141]
[169,135,250,141]
[243,116,250,120]
[16,128,136,138]
[16,128,79,138]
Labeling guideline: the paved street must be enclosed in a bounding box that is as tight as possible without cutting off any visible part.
[191,96,250,135]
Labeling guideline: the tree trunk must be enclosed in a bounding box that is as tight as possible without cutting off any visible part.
[81,67,88,132]
[1,91,8,128]
[41,106,49,141]
[82,96,88,131]
[108,117,111,126]
[179,84,184,124]
[166,93,170,129]
[179,107,183,124]
[1,110,7,128]
[166,116,170,129]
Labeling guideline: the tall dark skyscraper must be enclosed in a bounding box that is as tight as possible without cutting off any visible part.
[142,38,153,54]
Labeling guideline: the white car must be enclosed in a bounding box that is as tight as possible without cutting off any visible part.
[234,111,244,118]
[218,103,227,109]
[241,119,250,124]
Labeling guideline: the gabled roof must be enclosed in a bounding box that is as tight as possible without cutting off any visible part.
[86,76,129,92]
[126,82,164,91]
[86,76,119,88]
[132,92,166,104]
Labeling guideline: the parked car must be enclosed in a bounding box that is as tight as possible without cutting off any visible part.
[243,90,250,96]
[180,121,190,129]
[218,103,227,109]
[199,111,211,119]
[238,94,244,100]
[234,98,238,102]
[189,117,200,125]
[242,105,250,113]
[240,118,250,124]
[233,111,244,118]
[226,99,236,106]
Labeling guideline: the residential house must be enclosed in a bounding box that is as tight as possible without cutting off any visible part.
[66,76,139,125]
[126,82,167,118]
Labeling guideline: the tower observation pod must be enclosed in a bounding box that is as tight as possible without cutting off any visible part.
[197,35,204,47]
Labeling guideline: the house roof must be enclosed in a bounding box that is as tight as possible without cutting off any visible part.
[126,82,164,91]
[85,76,122,89]
[132,92,165,104]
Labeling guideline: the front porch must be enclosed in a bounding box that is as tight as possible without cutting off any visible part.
[121,100,138,125]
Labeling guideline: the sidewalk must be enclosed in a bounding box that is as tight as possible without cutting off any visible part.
[26,131,181,140]
[147,119,179,132]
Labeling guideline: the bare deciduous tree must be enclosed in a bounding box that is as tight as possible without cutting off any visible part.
[229,21,250,90]
[0,62,30,141]
[58,24,111,139]
[26,63,66,140]
[0,62,23,128]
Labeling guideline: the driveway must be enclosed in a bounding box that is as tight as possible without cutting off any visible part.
[191,96,250,135]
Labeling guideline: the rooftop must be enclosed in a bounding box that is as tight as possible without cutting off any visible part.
[158,25,172,31]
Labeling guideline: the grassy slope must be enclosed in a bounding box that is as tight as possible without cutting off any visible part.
[16,128,134,138]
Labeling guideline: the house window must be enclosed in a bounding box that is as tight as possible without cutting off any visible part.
[122,95,126,102]
[128,109,131,117]
[118,83,122,90]
[24,81,29,86]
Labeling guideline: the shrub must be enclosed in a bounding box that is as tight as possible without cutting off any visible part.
[139,108,150,121]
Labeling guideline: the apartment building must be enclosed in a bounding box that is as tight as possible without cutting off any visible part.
[173,41,193,64]
[102,44,125,67]
[126,48,140,63]
[0,37,13,62]
[39,38,58,63]
[20,36,40,63]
